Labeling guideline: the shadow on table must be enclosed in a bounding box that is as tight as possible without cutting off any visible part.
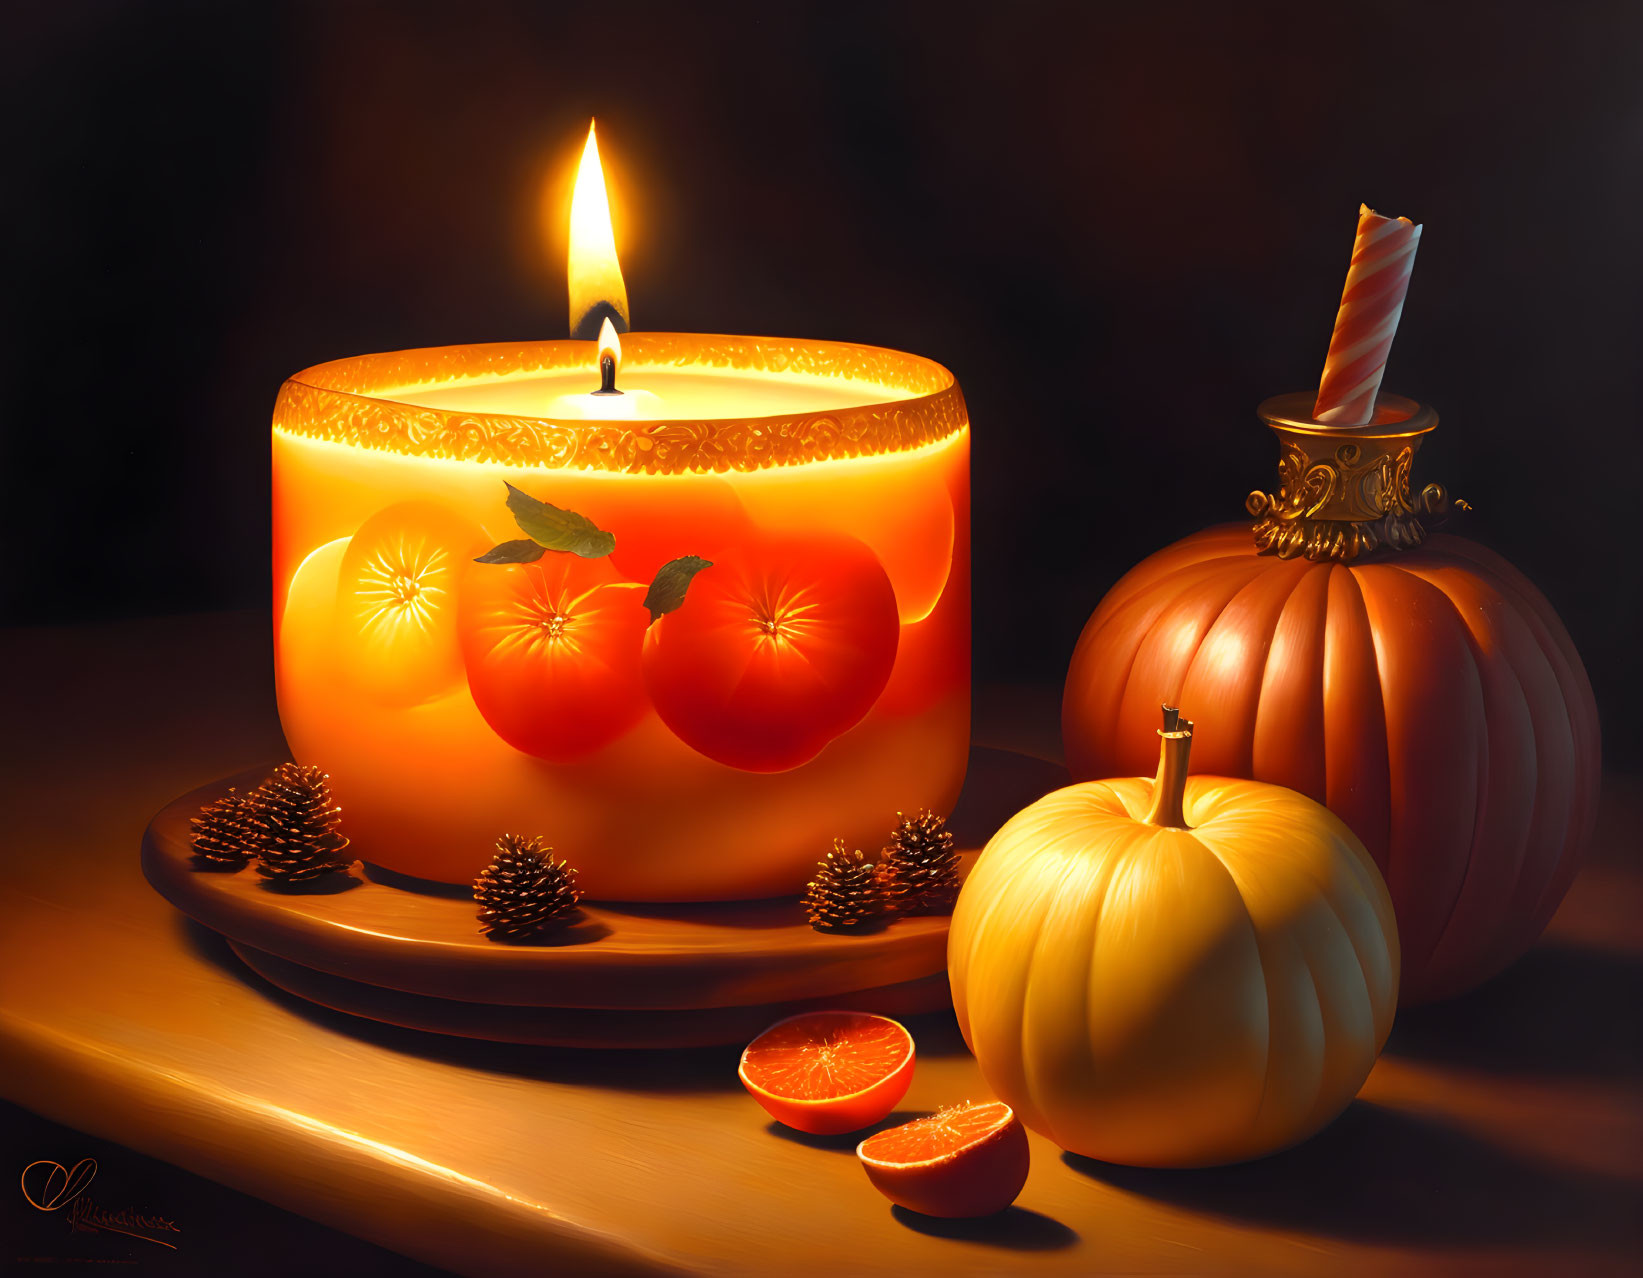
[1386,941,1642,1082]
[599,898,835,932]
[1063,1100,1637,1249]
[178,918,745,1095]
[898,1006,970,1057]
[890,1204,1078,1251]
[765,1109,924,1152]
[259,872,363,897]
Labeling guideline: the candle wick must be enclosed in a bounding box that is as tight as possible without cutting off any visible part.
[593,353,622,396]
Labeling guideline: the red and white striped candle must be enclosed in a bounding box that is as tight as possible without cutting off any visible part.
[1313,204,1423,425]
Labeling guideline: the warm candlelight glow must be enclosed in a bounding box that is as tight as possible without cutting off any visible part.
[273,335,971,897]
[568,119,630,340]
[271,119,972,900]
[598,316,622,380]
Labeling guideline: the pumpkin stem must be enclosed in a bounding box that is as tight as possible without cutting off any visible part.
[1144,704,1194,830]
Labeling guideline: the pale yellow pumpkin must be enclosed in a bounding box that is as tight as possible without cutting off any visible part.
[948,709,1399,1167]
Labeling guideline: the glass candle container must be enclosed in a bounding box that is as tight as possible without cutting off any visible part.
[272,334,970,901]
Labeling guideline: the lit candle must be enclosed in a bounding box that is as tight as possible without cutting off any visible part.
[271,120,972,903]
[568,119,629,342]
[537,318,664,420]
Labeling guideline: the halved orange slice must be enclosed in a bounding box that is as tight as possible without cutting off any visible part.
[738,1011,915,1135]
[857,1101,1029,1217]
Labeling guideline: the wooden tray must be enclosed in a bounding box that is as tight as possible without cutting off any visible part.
[230,943,955,1049]
[141,747,1068,1045]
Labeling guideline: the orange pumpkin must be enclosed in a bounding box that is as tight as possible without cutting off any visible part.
[1064,413,1601,1007]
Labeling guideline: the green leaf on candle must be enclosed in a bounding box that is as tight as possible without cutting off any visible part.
[473,538,549,565]
[503,482,616,559]
[642,555,714,625]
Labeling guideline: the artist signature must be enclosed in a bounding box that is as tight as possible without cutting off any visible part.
[20,1158,181,1250]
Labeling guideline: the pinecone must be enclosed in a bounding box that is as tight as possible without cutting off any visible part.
[189,787,258,869]
[249,763,352,883]
[877,810,960,914]
[802,840,883,931]
[473,835,582,941]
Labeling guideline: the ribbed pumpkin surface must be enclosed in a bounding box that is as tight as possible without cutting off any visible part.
[1063,525,1600,1004]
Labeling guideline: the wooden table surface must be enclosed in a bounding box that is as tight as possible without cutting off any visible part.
[2,611,1639,1277]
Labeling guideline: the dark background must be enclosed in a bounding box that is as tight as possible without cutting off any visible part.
[5,0,1639,758]
[1,9,1638,1274]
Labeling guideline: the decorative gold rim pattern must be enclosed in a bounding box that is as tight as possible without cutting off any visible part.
[1255,390,1435,438]
[1246,391,1452,563]
[273,334,968,475]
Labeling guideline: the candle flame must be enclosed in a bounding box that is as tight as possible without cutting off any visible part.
[598,316,622,377]
[568,119,630,339]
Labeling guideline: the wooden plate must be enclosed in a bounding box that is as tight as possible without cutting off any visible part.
[142,748,1067,1014]
[231,943,955,1049]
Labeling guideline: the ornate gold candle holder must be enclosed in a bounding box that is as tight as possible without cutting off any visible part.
[1245,391,1454,563]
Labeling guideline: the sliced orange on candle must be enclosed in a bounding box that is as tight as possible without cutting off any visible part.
[643,530,899,772]
[737,457,956,624]
[857,1101,1030,1218]
[739,1011,916,1135]
[333,502,483,707]
[459,553,649,762]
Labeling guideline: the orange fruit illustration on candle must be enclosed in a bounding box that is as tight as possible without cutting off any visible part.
[333,502,484,707]
[593,476,750,585]
[642,529,899,772]
[856,1101,1030,1218]
[459,553,650,762]
[739,1011,916,1135]
[736,459,956,623]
